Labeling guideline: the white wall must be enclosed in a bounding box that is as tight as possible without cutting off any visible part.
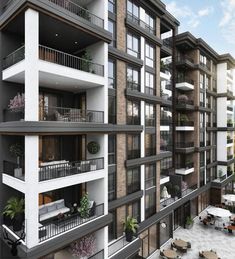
[217,132,227,161]
[217,63,227,93]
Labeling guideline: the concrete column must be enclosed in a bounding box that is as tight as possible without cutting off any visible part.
[25,136,39,248]
[25,9,39,121]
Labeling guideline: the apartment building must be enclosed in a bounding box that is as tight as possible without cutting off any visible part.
[0,1,234,259]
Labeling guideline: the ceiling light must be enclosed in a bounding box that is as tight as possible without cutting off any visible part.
[55,33,59,37]
[75,41,78,44]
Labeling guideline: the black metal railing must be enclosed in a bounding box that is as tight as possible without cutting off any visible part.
[177,121,194,126]
[145,147,156,156]
[176,99,194,106]
[176,142,194,148]
[48,0,104,28]
[145,118,155,127]
[227,155,234,160]
[145,86,156,96]
[160,197,177,209]
[162,38,172,48]
[4,108,24,122]
[3,46,25,69]
[108,235,138,257]
[227,106,233,111]
[181,184,197,197]
[41,106,104,123]
[200,62,211,71]
[176,54,194,64]
[127,81,140,92]
[176,77,194,85]
[39,45,104,76]
[39,157,104,181]
[126,13,155,35]
[126,116,140,125]
[127,149,140,160]
[227,122,234,127]
[176,162,194,169]
[227,138,233,144]
[39,203,104,242]
[160,145,172,152]
[3,160,25,181]
[160,118,172,125]
[89,250,104,259]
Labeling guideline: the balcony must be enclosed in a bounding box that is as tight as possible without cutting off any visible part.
[39,203,104,242]
[176,78,194,91]
[175,142,194,153]
[175,162,194,175]
[126,13,155,35]
[145,86,156,96]
[4,106,104,123]
[227,155,234,161]
[199,62,211,71]
[3,160,25,181]
[127,81,140,92]
[227,105,233,112]
[145,147,156,157]
[176,55,194,65]
[176,99,194,110]
[227,89,234,98]
[145,118,155,127]
[3,45,105,87]
[160,169,171,185]
[127,116,140,125]
[227,121,234,127]
[160,118,172,126]
[181,184,197,197]
[108,235,141,258]
[176,121,194,131]
[162,38,172,49]
[127,150,140,160]
[39,157,104,182]
[227,137,233,144]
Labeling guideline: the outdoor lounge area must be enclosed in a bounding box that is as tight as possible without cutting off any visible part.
[152,206,235,259]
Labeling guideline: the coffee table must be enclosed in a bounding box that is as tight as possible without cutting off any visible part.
[163,249,177,259]
[174,239,187,248]
[202,251,218,259]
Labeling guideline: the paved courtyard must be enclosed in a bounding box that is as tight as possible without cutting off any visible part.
[151,207,235,259]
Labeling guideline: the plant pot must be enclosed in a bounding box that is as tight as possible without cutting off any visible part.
[125,230,133,242]
[185,223,193,229]
[13,213,24,232]
[3,214,13,226]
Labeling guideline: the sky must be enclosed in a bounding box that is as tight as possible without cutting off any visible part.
[162,0,235,57]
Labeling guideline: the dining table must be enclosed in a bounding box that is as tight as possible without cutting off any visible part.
[163,249,178,259]
[173,239,187,249]
[202,250,218,259]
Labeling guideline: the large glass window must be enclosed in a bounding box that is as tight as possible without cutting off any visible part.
[145,72,155,95]
[127,134,140,159]
[160,131,172,152]
[108,170,116,201]
[145,192,156,219]
[127,31,140,58]
[127,200,140,222]
[145,12,155,34]
[145,103,155,126]
[127,66,140,91]
[127,0,139,18]
[108,210,116,242]
[145,42,155,67]
[127,167,140,194]
[145,164,156,189]
[108,59,116,88]
[108,0,116,13]
[108,134,116,165]
[108,19,116,47]
[145,133,156,156]
[108,96,116,124]
[159,215,172,246]
[127,100,140,125]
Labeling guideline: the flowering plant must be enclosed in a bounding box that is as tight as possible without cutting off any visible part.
[70,234,96,258]
[8,93,25,112]
[181,181,188,191]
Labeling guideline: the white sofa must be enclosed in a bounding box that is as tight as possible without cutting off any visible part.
[39,199,70,222]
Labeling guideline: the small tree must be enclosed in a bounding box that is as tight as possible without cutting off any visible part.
[8,93,25,112]
[79,193,90,218]
[178,94,189,103]
[9,143,24,167]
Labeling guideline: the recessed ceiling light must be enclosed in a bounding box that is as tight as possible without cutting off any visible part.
[55,33,59,37]
[75,41,78,44]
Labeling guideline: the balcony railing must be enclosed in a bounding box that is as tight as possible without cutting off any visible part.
[160,196,178,209]
[127,149,140,160]
[160,118,172,125]
[227,155,234,161]
[145,118,155,127]
[177,121,194,127]
[200,62,211,71]
[176,55,194,64]
[39,157,104,181]
[3,46,25,69]
[176,142,194,148]
[39,45,104,76]
[126,116,140,125]
[145,86,156,96]
[176,162,194,169]
[48,0,104,28]
[145,147,156,156]
[227,138,233,144]
[4,107,24,122]
[41,106,104,123]
[162,38,172,49]
[3,160,25,181]
[108,235,138,257]
[127,81,140,92]
[3,45,104,76]
[126,12,155,35]
[227,106,233,112]
[181,184,197,197]
[39,203,104,242]
[227,122,234,127]
[176,77,194,85]
[89,250,104,259]
[176,99,194,106]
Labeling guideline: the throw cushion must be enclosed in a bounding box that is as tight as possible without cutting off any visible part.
[56,200,65,210]
[39,206,48,215]
[47,203,57,212]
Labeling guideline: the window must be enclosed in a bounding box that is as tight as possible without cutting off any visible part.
[145,103,155,126]
[200,132,205,147]
[161,158,172,176]
[127,100,140,125]
[108,59,116,88]
[200,73,204,89]
[108,96,116,124]
[145,192,156,219]
[108,0,116,13]
[127,200,140,222]
[127,66,140,91]
[160,131,172,152]
[127,134,140,159]
[145,164,156,189]
[108,210,116,242]
[108,19,116,47]
[200,92,204,107]
[108,135,116,165]
[145,42,155,67]
[108,170,116,201]
[145,133,156,156]
[200,112,204,127]
[145,12,155,34]
[127,0,139,18]
[127,167,140,194]
[127,31,140,58]
[145,72,155,95]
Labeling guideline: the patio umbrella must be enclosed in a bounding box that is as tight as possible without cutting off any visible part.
[161,186,169,199]
[206,207,232,218]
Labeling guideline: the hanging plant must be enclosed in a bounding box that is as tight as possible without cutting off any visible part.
[87,141,100,154]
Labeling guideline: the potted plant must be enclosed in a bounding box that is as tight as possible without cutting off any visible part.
[185,216,194,229]
[172,185,180,198]
[3,197,24,231]
[70,234,96,259]
[9,143,24,178]
[227,119,233,127]
[8,93,25,112]
[123,216,139,242]
[79,193,90,219]
[179,114,189,126]
[81,50,92,73]
[87,141,100,154]
[178,94,188,103]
